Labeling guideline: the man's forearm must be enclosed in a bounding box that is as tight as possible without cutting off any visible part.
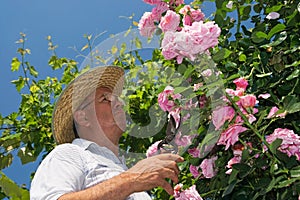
[58,172,136,200]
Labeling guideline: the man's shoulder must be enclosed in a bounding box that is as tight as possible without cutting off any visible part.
[44,143,85,163]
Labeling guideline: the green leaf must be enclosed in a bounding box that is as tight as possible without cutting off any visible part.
[260,31,287,48]
[11,57,21,71]
[213,48,232,62]
[286,102,300,114]
[277,177,300,188]
[11,77,25,92]
[251,31,267,43]
[266,4,283,13]
[134,37,142,49]
[198,131,220,158]
[0,172,29,199]
[233,163,251,178]
[286,69,300,81]
[269,138,282,154]
[239,54,247,62]
[255,31,268,39]
[28,65,38,77]
[267,24,286,40]
[291,166,300,178]
[17,147,37,164]
[0,154,13,170]
[223,179,238,197]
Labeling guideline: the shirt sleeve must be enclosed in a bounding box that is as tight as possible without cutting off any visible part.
[30,144,86,200]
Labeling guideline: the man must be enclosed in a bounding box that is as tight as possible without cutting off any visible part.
[30,66,183,200]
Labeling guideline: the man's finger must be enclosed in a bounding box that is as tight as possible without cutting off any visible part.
[153,153,184,162]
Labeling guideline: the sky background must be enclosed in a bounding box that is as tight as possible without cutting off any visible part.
[0,0,215,190]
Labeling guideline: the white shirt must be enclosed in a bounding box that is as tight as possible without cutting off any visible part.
[30,138,152,200]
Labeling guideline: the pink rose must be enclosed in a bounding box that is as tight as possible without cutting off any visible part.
[189,165,200,178]
[200,156,218,178]
[160,21,221,63]
[151,2,169,21]
[258,93,271,99]
[212,106,235,130]
[159,10,180,32]
[265,128,300,160]
[239,94,257,108]
[188,147,201,158]
[179,5,204,26]
[143,0,162,5]
[175,131,196,146]
[190,9,205,22]
[157,86,181,112]
[225,88,245,97]
[146,140,162,157]
[174,184,203,200]
[138,12,156,37]
[233,77,248,90]
[182,15,193,26]
[267,106,287,118]
[161,31,179,60]
[217,124,248,150]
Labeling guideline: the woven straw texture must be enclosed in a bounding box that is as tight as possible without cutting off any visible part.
[52,66,125,144]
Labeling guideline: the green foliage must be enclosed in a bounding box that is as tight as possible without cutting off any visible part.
[0,0,300,199]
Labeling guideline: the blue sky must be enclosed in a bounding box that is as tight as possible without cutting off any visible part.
[0,0,215,190]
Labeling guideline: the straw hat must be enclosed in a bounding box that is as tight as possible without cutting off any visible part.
[52,66,125,144]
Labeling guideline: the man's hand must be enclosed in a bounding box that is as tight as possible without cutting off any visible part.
[125,153,184,195]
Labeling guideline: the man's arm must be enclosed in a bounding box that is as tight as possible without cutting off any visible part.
[59,154,184,200]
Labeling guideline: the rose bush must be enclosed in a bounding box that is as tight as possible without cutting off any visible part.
[137,0,300,199]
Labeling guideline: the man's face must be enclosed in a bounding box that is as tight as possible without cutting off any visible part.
[82,87,126,137]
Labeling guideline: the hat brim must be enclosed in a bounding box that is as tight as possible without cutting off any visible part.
[52,66,125,144]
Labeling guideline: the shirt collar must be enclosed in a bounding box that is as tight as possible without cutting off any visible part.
[72,138,94,150]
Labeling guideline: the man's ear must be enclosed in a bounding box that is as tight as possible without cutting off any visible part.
[73,110,90,127]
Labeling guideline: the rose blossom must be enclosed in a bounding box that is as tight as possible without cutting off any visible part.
[239,94,257,108]
[217,124,248,150]
[188,147,201,158]
[175,131,196,146]
[189,165,200,178]
[174,184,203,200]
[161,31,179,60]
[267,106,287,118]
[146,140,162,157]
[158,86,181,112]
[159,10,180,32]
[265,128,300,160]
[179,5,205,26]
[258,93,270,99]
[138,12,156,37]
[143,0,161,5]
[233,77,248,91]
[225,149,242,174]
[161,21,221,63]
[151,2,169,21]
[225,88,245,97]
[200,156,218,178]
[212,106,235,130]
